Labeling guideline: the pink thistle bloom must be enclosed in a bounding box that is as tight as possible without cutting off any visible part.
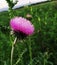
[10,17,34,35]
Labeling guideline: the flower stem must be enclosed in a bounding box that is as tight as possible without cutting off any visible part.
[43,59,46,65]
[11,37,17,65]
[28,37,32,65]
[8,7,14,19]
[14,48,27,65]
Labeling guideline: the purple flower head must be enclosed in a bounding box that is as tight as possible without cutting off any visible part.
[10,17,34,35]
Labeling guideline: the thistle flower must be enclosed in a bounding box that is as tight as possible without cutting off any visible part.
[10,17,34,35]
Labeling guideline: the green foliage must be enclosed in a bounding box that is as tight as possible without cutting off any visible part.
[6,0,18,8]
[0,1,57,65]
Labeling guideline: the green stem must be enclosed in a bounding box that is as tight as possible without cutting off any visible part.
[44,59,46,65]
[28,37,32,65]
[8,7,14,19]
[43,52,48,65]
[11,37,17,65]
[14,48,27,65]
[30,7,33,14]
[20,58,24,65]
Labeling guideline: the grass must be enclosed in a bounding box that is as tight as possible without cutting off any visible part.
[0,1,57,65]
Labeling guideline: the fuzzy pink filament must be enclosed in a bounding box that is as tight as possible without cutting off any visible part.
[10,17,34,35]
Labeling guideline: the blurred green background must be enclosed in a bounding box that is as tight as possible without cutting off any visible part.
[0,1,57,65]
